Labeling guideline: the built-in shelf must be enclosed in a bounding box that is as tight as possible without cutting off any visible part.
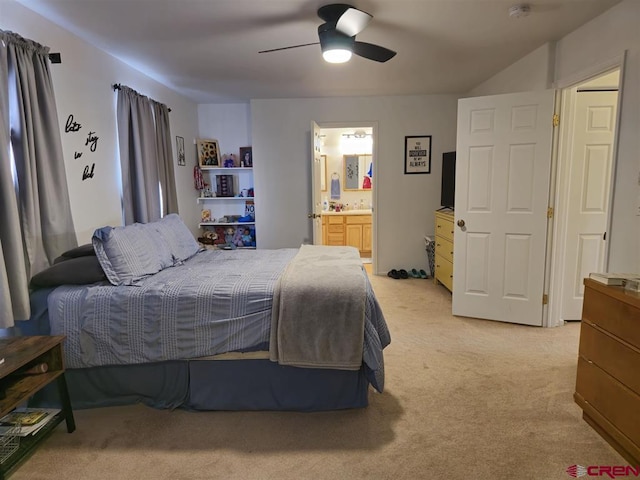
[199,222,256,227]
[197,196,254,203]
[200,167,253,171]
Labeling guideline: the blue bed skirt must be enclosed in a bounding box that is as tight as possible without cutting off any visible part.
[36,359,369,412]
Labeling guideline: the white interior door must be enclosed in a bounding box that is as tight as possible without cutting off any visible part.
[453,90,555,326]
[311,121,323,244]
[559,90,618,320]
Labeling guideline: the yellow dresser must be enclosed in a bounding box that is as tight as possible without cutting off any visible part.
[434,210,454,292]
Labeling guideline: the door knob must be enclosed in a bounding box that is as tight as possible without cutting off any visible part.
[457,219,465,227]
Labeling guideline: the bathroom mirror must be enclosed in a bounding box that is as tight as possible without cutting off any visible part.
[343,154,372,191]
[320,155,327,192]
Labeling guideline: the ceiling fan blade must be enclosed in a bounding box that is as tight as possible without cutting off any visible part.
[335,7,372,37]
[352,41,396,62]
[259,42,319,54]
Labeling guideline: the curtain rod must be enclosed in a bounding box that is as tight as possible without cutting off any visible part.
[112,84,171,112]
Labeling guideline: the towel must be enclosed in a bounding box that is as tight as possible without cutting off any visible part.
[330,177,340,199]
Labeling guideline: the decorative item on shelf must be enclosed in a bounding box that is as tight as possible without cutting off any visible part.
[222,153,238,168]
[239,146,253,167]
[197,138,221,167]
[197,230,218,245]
[216,174,235,197]
[245,200,255,220]
[201,209,211,223]
[201,187,214,198]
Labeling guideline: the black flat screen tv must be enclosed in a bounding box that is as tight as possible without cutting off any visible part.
[441,151,456,209]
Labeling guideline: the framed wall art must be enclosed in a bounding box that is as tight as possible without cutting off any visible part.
[404,135,431,174]
[176,136,185,166]
[197,138,221,167]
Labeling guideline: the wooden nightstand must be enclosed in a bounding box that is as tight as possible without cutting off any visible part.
[0,336,75,479]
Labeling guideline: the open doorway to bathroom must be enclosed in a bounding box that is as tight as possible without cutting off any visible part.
[314,123,376,267]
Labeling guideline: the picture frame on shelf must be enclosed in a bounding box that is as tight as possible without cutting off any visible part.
[404,135,431,174]
[176,136,185,166]
[197,138,221,167]
[239,146,253,167]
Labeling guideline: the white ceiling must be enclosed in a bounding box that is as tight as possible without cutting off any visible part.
[17,0,621,104]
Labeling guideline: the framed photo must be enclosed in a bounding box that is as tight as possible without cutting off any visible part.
[239,146,253,167]
[404,135,432,174]
[197,138,221,167]
[176,136,185,166]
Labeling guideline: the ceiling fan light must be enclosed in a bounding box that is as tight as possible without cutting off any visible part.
[323,48,352,64]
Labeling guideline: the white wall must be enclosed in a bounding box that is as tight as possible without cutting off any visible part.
[1,0,200,243]
[552,0,639,272]
[250,95,459,274]
[466,43,555,97]
[469,0,639,272]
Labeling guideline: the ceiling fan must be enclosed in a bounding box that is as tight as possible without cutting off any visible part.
[259,3,396,64]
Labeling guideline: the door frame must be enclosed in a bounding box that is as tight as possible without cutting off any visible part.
[545,53,626,327]
[313,121,379,270]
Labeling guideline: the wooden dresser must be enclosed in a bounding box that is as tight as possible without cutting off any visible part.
[434,210,454,292]
[574,278,640,465]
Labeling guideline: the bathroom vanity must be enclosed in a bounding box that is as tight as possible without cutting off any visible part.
[321,211,372,257]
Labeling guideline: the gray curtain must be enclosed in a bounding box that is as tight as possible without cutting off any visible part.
[116,86,177,224]
[153,102,178,215]
[0,30,77,328]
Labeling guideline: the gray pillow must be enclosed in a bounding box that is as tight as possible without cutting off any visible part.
[151,214,201,263]
[30,256,106,289]
[53,243,96,264]
[92,222,174,286]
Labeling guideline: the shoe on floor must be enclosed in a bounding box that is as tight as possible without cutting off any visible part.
[410,268,420,278]
[419,269,428,279]
[387,269,400,279]
[399,269,409,279]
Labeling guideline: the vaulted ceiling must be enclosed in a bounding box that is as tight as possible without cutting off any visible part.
[17,0,621,103]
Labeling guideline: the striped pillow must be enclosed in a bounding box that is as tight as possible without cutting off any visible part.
[92,223,173,286]
[151,214,201,263]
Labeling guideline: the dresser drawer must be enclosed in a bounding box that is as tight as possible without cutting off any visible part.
[579,321,640,396]
[435,215,454,242]
[435,253,453,291]
[327,216,344,225]
[582,283,640,350]
[435,236,453,263]
[576,356,640,448]
[328,224,344,234]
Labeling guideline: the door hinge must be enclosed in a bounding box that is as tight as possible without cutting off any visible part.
[553,114,560,127]
[542,294,549,305]
[547,207,553,219]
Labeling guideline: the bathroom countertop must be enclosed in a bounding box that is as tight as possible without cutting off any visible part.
[321,209,372,216]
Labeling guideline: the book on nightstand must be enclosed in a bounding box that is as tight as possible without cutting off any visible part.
[589,272,639,286]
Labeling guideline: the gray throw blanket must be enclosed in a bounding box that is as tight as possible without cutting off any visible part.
[269,245,366,370]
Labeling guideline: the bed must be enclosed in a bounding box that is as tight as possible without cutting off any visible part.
[18,215,390,412]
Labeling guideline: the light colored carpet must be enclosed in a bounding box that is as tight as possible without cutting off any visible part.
[11,274,623,480]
